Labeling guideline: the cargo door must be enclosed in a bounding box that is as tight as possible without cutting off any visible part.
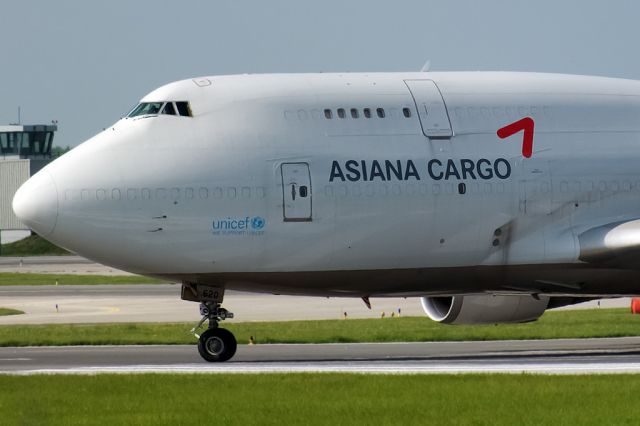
[281,162,312,222]
[404,80,453,139]
[519,160,552,215]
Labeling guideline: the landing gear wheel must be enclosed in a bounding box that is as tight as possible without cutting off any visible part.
[197,328,237,362]
[185,286,236,361]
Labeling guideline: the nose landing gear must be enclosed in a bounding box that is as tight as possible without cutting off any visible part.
[196,304,237,362]
[183,283,237,362]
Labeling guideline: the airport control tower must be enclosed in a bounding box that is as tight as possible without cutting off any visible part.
[0,124,58,243]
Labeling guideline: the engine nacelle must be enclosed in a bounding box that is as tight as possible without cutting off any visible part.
[420,294,550,325]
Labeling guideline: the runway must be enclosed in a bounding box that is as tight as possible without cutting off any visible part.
[3,337,640,374]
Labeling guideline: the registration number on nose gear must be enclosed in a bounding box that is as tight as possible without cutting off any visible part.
[197,286,225,303]
[180,282,226,303]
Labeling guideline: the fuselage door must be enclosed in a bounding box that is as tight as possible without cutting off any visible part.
[281,162,312,222]
[519,159,552,215]
[404,80,453,139]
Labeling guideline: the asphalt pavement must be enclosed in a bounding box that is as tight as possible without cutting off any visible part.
[3,337,640,374]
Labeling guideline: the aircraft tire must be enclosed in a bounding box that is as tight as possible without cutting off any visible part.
[197,328,237,362]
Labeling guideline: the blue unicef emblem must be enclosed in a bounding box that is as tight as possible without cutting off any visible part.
[251,216,266,230]
[212,215,266,235]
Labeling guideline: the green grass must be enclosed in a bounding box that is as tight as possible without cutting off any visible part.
[0,273,167,286]
[0,308,23,316]
[1,308,639,347]
[0,374,639,425]
[0,234,70,256]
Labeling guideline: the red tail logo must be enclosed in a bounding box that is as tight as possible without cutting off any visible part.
[497,117,535,158]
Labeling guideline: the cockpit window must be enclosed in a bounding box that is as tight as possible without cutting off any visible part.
[175,101,192,117]
[128,102,163,117]
[128,101,192,118]
[161,102,176,115]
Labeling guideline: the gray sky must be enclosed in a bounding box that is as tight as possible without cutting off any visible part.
[1,0,638,147]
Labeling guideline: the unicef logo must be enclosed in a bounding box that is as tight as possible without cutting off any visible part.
[251,216,266,230]
[212,215,266,235]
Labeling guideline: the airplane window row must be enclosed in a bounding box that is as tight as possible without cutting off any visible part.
[322,181,507,198]
[128,101,192,118]
[321,179,640,199]
[324,107,412,120]
[65,185,267,202]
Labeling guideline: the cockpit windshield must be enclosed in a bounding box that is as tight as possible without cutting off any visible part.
[161,102,176,115]
[128,101,192,118]
[128,102,163,117]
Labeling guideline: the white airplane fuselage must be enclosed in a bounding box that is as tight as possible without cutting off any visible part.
[13,72,640,298]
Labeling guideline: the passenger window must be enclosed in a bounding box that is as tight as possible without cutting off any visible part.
[403,107,412,118]
[376,108,385,118]
[350,108,359,119]
[324,109,333,119]
[337,108,346,119]
[363,108,371,118]
[175,101,192,117]
[162,102,176,115]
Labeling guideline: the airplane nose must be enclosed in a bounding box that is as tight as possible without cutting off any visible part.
[12,171,59,237]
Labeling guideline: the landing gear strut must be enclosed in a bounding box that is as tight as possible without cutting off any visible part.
[183,283,237,362]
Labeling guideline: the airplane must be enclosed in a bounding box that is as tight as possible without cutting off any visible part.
[12,71,640,362]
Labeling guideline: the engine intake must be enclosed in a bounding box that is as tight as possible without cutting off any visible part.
[420,294,550,324]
